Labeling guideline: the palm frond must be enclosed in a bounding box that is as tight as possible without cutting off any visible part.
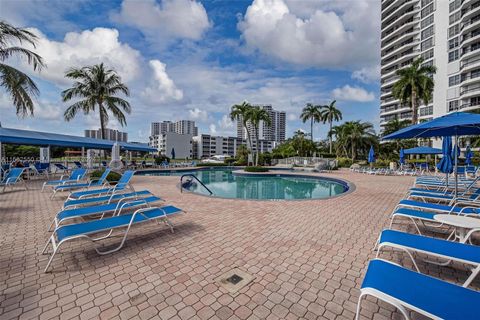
[0,63,39,116]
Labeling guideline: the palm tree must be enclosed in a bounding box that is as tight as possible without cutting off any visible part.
[62,63,131,139]
[300,103,321,141]
[344,121,376,162]
[320,100,342,154]
[247,106,272,165]
[392,57,436,124]
[0,21,45,117]
[230,101,254,160]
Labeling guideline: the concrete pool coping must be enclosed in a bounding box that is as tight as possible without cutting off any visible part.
[175,169,356,202]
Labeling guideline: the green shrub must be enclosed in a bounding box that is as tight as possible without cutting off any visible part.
[244,166,269,172]
[336,157,352,168]
[233,160,247,166]
[89,169,122,183]
[154,155,170,165]
[224,158,236,165]
[196,163,230,167]
[319,153,336,158]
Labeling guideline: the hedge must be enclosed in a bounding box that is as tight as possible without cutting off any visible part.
[244,166,269,172]
[89,169,122,183]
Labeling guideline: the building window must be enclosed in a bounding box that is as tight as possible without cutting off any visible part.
[449,49,459,62]
[421,14,434,29]
[421,38,434,51]
[421,3,434,18]
[448,100,460,112]
[421,0,433,7]
[420,106,433,116]
[449,75,460,86]
[449,24,460,38]
[449,37,459,50]
[449,11,461,24]
[421,49,434,61]
[421,26,434,40]
[449,0,461,12]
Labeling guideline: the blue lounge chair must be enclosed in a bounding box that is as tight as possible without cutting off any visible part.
[356,259,480,320]
[42,168,87,191]
[53,163,69,173]
[0,168,27,192]
[52,195,163,228]
[67,170,135,200]
[74,161,83,168]
[376,229,480,287]
[51,169,111,198]
[396,199,480,215]
[408,187,480,204]
[32,162,50,179]
[63,190,153,209]
[42,205,183,272]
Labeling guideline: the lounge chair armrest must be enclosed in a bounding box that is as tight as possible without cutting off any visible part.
[59,174,67,180]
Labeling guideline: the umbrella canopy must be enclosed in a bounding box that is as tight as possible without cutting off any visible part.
[368,146,375,163]
[171,147,176,159]
[437,137,453,174]
[403,146,442,155]
[399,148,405,165]
[382,112,480,140]
[466,145,473,165]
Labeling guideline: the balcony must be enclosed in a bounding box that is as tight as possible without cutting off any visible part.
[461,14,480,32]
[382,0,417,23]
[382,38,419,61]
[460,84,480,97]
[382,6,420,32]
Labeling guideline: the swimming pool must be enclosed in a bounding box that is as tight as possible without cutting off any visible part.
[139,168,350,200]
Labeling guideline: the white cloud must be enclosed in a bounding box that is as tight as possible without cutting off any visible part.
[287,113,297,121]
[332,85,375,102]
[209,124,217,134]
[218,115,234,129]
[238,0,380,69]
[141,60,184,105]
[112,0,210,43]
[188,108,208,121]
[25,27,141,85]
[352,65,381,83]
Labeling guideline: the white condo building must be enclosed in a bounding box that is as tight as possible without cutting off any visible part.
[380,0,480,130]
[150,120,198,136]
[84,128,128,142]
[149,132,192,159]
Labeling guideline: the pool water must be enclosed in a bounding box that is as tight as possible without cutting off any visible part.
[141,168,348,200]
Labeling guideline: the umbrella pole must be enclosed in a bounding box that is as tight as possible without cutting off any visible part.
[455,135,459,198]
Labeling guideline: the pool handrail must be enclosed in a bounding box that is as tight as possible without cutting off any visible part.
[180,174,213,195]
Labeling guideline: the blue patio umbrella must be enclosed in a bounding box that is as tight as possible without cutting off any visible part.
[399,148,405,165]
[368,146,375,163]
[452,144,461,159]
[466,145,473,165]
[171,148,175,160]
[437,137,453,174]
[403,146,442,155]
[383,112,480,196]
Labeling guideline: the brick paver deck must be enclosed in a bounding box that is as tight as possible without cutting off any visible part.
[0,170,478,319]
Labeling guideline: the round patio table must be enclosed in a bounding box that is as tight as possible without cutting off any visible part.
[434,214,480,243]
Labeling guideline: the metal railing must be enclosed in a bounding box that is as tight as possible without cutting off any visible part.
[180,174,213,195]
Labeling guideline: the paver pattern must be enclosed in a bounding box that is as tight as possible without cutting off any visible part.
[0,169,478,320]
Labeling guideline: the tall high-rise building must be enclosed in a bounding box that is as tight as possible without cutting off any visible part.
[381,0,480,132]
[84,128,128,142]
[150,120,198,136]
[236,105,286,143]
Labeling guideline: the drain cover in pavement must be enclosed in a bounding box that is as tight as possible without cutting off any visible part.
[216,268,255,296]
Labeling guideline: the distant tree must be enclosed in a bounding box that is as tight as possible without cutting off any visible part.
[392,57,436,124]
[300,103,321,141]
[62,63,131,139]
[330,121,376,162]
[230,101,254,159]
[0,21,45,117]
[319,100,342,154]
[247,106,272,165]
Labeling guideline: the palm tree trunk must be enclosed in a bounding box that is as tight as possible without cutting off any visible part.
[411,90,418,124]
[244,123,253,165]
[351,141,355,162]
[329,120,333,154]
[99,104,106,140]
[255,125,260,166]
[310,118,313,141]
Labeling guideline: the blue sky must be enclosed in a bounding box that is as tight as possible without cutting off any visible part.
[0,0,381,142]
